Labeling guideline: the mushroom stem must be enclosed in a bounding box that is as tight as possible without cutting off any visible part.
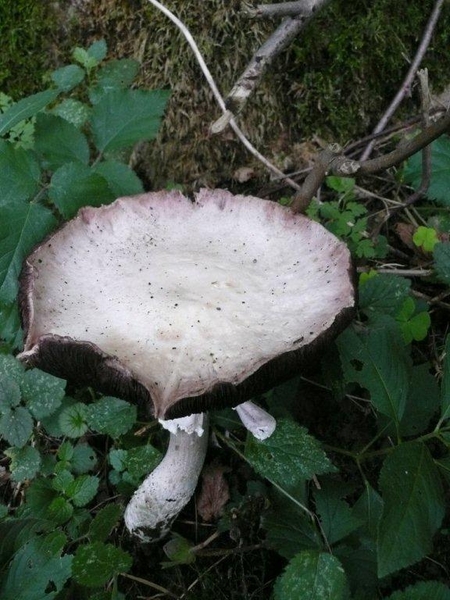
[124,413,209,542]
[234,400,276,440]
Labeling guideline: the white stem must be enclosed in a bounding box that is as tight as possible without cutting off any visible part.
[124,413,209,542]
[234,401,276,440]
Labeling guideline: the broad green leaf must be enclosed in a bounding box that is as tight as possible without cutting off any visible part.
[399,363,440,436]
[0,202,57,304]
[0,376,21,410]
[334,541,378,596]
[5,445,41,482]
[386,581,450,599]
[162,534,195,566]
[0,302,22,348]
[21,368,66,419]
[49,162,115,219]
[85,396,137,438]
[403,136,450,206]
[273,551,348,600]
[125,444,162,478]
[93,159,144,197]
[413,226,439,252]
[88,504,122,542]
[359,274,411,317]
[109,448,127,472]
[41,395,76,437]
[22,479,58,520]
[0,531,72,600]
[66,475,99,507]
[35,113,90,169]
[0,406,33,447]
[59,402,88,438]
[436,455,450,484]
[52,469,74,493]
[0,140,41,206]
[337,318,411,427]
[377,442,445,577]
[0,89,58,136]
[245,419,336,488]
[434,242,450,285]
[57,440,74,462]
[87,39,108,62]
[314,480,362,545]
[51,64,85,91]
[90,58,140,103]
[51,98,91,128]
[90,88,170,152]
[352,482,383,540]
[396,298,431,344]
[442,336,450,422]
[72,541,132,587]
[73,40,106,71]
[48,496,74,524]
[0,519,49,570]
[0,353,25,383]
[72,443,97,474]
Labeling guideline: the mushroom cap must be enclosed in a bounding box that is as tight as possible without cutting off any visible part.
[19,189,355,419]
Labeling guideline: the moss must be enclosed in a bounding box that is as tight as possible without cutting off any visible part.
[0,0,56,98]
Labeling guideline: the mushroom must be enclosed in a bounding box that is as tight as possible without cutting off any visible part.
[18,189,355,541]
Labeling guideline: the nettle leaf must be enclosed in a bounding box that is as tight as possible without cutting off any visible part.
[59,402,89,438]
[386,581,450,600]
[337,318,411,427]
[51,98,91,128]
[0,89,59,136]
[49,162,115,219]
[93,160,144,197]
[273,551,348,600]
[359,274,411,317]
[90,88,170,152]
[0,406,33,447]
[88,504,122,542]
[87,39,108,62]
[5,445,41,482]
[403,135,450,206]
[245,419,336,487]
[377,442,445,577]
[434,242,450,285]
[72,541,132,587]
[35,113,90,169]
[442,336,450,422]
[0,531,72,600]
[51,64,85,92]
[20,368,66,419]
[0,202,57,304]
[66,475,99,507]
[85,396,137,438]
[399,363,440,436]
[314,480,362,545]
[0,140,41,206]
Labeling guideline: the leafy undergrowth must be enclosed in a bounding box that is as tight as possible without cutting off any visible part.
[1,40,450,600]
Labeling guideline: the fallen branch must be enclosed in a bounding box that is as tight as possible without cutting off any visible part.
[247,1,328,19]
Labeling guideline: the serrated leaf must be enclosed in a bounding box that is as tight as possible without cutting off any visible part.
[352,482,383,540]
[73,47,99,71]
[0,89,59,136]
[48,496,74,524]
[314,480,362,545]
[334,541,378,596]
[5,445,41,482]
[0,406,33,447]
[89,504,122,542]
[108,448,127,472]
[35,113,90,169]
[41,395,76,437]
[386,581,450,599]
[0,376,21,410]
[273,551,348,600]
[399,363,440,436]
[72,443,97,474]
[22,479,57,521]
[245,419,336,487]
[49,162,115,219]
[0,202,57,304]
[0,140,41,207]
[72,542,132,587]
[0,531,72,600]
[442,336,450,422]
[51,98,91,128]
[404,136,450,206]
[93,160,144,196]
[59,402,88,438]
[125,444,162,478]
[359,274,411,317]
[90,88,170,152]
[377,442,445,577]
[86,396,136,438]
[0,353,24,383]
[21,368,66,419]
[66,475,99,507]
[90,59,140,103]
[52,469,74,493]
[88,39,108,62]
[51,64,85,91]
[0,519,50,570]
[337,318,411,428]
[434,242,450,285]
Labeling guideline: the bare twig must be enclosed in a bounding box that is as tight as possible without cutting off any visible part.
[360,0,445,160]
[247,1,328,18]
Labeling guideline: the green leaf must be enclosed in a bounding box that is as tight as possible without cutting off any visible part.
[396,298,431,344]
[352,483,383,540]
[90,59,140,103]
[51,98,91,128]
[49,162,115,219]
[386,581,450,600]
[163,534,196,566]
[90,88,170,152]
[377,442,445,577]
[273,551,348,600]
[93,160,144,196]
[73,40,107,71]
[0,140,41,207]
[51,64,85,91]
[66,475,99,507]
[434,242,450,285]
[0,504,8,519]
[0,406,33,447]
[125,444,162,478]
[20,368,66,419]
[0,302,23,348]
[404,136,450,206]
[59,402,88,438]
[245,419,336,488]
[52,469,74,493]
[35,113,90,169]
[359,274,411,317]
[0,376,22,410]
[22,479,58,521]
[0,519,50,570]
[442,336,450,422]
[0,353,24,383]
[72,443,97,474]
[0,531,72,600]
[0,202,57,304]
[337,318,411,427]
[88,504,122,542]
[87,39,108,62]
[399,363,440,436]
[314,480,362,545]
[72,541,132,587]
[85,396,137,438]
[40,395,76,437]
[0,89,59,136]
[48,496,74,524]
[5,445,41,482]
[413,226,439,252]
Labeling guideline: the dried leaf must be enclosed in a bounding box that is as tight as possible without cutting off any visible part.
[197,462,230,522]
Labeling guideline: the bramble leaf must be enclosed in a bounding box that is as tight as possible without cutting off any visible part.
[72,541,132,587]
[35,113,90,169]
[0,89,59,136]
[0,140,41,206]
[51,64,85,92]
[88,504,122,542]
[85,396,136,438]
[359,274,411,317]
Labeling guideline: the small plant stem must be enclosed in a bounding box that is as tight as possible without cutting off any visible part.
[119,572,179,598]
